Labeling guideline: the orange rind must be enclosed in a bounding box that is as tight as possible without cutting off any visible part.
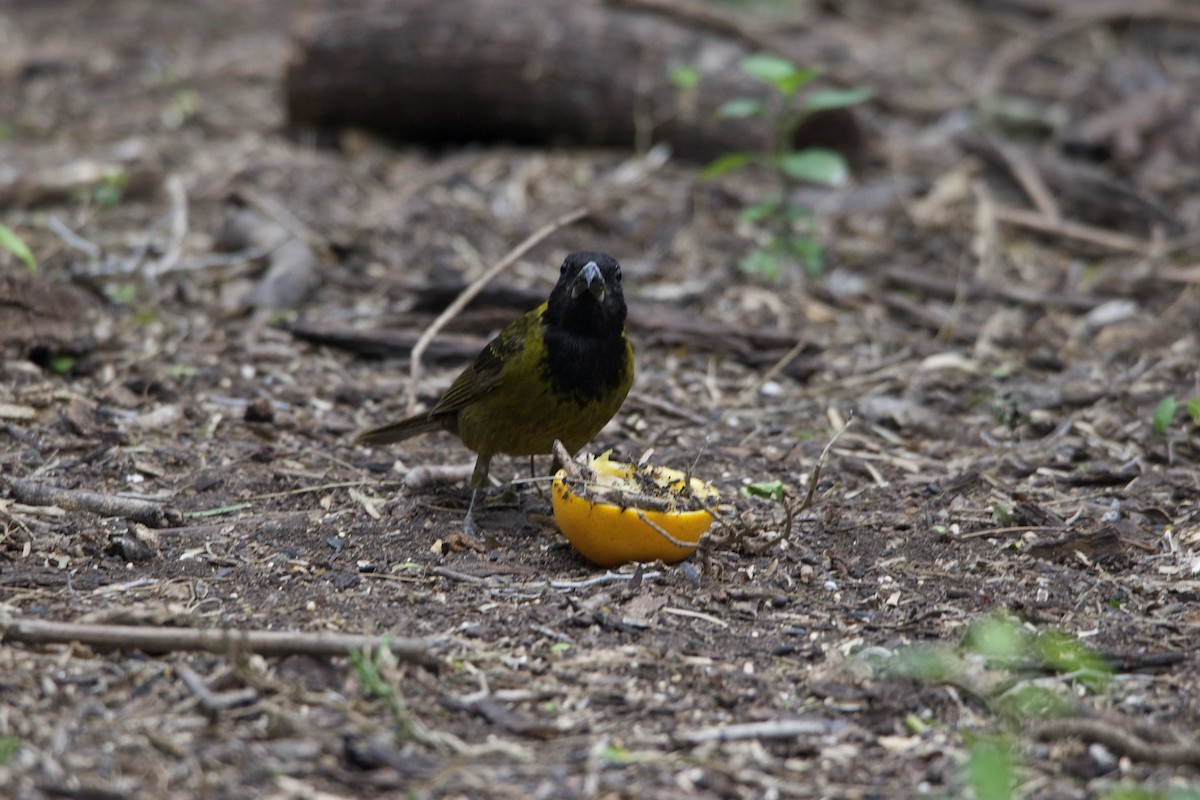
[551,451,719,567]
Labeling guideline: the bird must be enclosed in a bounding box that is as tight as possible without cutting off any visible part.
[356,251,634,532]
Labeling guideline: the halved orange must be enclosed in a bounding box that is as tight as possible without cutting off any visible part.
[551,451,719,567]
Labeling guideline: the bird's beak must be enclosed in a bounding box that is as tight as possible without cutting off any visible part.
[571,261,606,302]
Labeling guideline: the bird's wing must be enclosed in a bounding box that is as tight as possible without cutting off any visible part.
[429,305,541,416]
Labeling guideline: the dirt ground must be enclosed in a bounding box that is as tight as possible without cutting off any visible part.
[1,1,1199,798]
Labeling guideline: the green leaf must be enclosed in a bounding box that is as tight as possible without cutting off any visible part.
[741,480,786,502]
[105,283,138,304]
[962,615,1028,663]
[92,168,128,209]
[965,736,1016,800]
[0,735,19,765]
[669,65,700,90]
[740,55,821,95]
[738,248,782,280]
[716,97,765,119]
[738,200,782,223]
[1187,398,1200,425]
[740,54,798,85]
[49,355,76,374]
[699,151,755,179]
[882,647,961,682]
[1152,395,1177,435]
[1035,631,1111,691]
[0,223,37,272]
[788,236,823,275]
[803,86,875,113]
[778,148,848,186]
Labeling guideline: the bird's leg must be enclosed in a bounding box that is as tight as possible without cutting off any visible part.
[462,453,492,537]
[462,487,481,538]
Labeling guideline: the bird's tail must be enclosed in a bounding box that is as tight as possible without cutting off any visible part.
[355,414,442,445]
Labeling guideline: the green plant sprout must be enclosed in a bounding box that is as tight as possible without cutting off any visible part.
[875,613,1121,799]
[0,223,37,272]
[741,479,787,502]
[1152,395,1200,436]
[700,54,873,279]
[965,733,1018,800]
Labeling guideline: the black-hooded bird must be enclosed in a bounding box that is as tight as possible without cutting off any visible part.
[356,251,634,531]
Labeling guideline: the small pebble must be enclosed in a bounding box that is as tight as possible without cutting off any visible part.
[244,397,275,423]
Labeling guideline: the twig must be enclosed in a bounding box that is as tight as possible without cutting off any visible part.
[175,662,258,713]
[992,204,1154,254]
[736,338,808,405]
[550,571,661,589]
[0,617,437,666]
[146,174,189,277]
[637,510,700,550]
[46,215,102,259]
[238,186,334,260]
[7,478,184,528]
[971,0,1200,103]
[627,390,711,426]
[676,717,840,745]
[406,207,589,412]
[604,0,778,52]
[661,606,728,628]
[1030,717,1200,766]
[960,525,1066,540]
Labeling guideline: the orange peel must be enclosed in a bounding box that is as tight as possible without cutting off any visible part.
[551,451,719,567]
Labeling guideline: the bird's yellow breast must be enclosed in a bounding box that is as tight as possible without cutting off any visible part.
[454,328,633,459]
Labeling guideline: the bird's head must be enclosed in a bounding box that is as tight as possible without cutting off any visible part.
[545,251,627,337]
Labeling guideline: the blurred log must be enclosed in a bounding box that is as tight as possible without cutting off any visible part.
[284,0,862,163]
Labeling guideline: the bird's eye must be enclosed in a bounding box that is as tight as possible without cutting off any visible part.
[560,260,568,275]
[614,265,621,281]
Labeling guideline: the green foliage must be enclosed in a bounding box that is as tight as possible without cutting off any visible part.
[964,734,1017,800]
[0,735,20,765]
[1152,395,1200,436]
[870,613,1121,797]
[686,53,873,279]
[1152,395,1177,435]
[882,646,962,683]
[741,479,787,502]
[669,65,700,90]
[105,282,139,303]
[349,641,394,702]
[0,223,37,272]
[92,168,128,208]
[48,355,77,374]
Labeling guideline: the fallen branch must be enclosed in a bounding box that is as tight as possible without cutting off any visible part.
[287,0,859,162]
[992,204,1157,255]
[1,617,438,667]
[7,478,184,528]
[1030,717,1200,767]
[676,717,841,745]
[175,662,259,713]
